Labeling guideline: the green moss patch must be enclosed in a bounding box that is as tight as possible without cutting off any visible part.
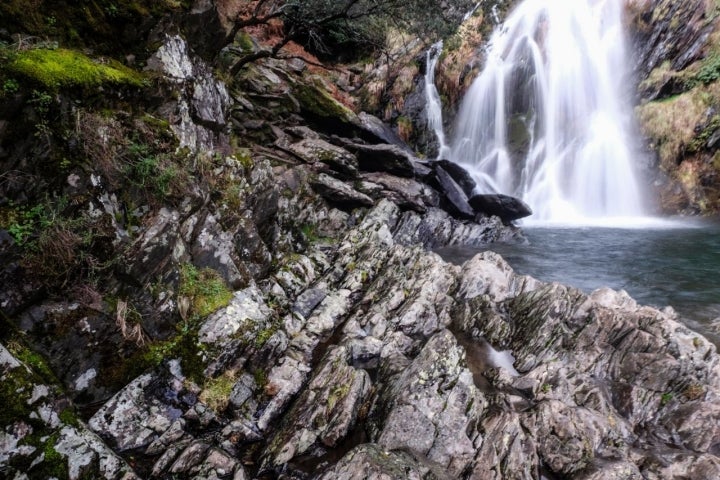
[179,264,234,319]
[293,78,356,123]
[6,48,145,90]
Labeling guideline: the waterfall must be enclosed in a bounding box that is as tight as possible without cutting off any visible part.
[448,0,646,224]
[425,41,450,160]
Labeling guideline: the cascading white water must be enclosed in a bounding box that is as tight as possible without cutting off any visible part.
[425,41,450,160]
[448,0,646,224]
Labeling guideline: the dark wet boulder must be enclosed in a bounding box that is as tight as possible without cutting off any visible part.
[469,193,532,223]
[434,166,475,219]
[431,159,477,197]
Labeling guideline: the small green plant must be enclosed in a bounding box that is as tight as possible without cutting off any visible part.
[200,371,237,412]
[2,78,19,95]
[29,89,54,116]
[695,53,720,85]
[660,392,673,406]
[179,264,233,319]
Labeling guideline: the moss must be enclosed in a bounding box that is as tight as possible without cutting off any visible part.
[0,368,33,426]
[58,407,80,427]
[396,116,413,142]
[236,32,255,53]
[293,79,355,123]
[6,340,57,384]
[683,383,705,400]
[5,48,145,91]
[252,368,268,389]
[142,327,208,382]
[688,115,720,153]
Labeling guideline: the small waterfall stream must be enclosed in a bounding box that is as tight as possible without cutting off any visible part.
[447,0,647,224]
[424,41,449,160]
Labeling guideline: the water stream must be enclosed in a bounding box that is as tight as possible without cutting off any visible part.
[448,0,646,223]
[424,40,449,159]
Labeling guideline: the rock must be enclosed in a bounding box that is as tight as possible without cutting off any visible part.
[342,142,417,177]
[310,173,375,208]
[146,35,230,151]
[376,330,483,477]
[431,160,477,197]
[261,346,371,470]
[0,343,138,479]
[392,206,522,249]
[433,166,475,219]
[13,302,131,405]
[87,362,203,457]
[286,138,359,178]
[199,286,273,346]
[316,443,452,480]
[356,112,411,150]
[631,0,713,85]
[359,172,439,212]
[189,212,252,289]
[292,287,327,319]
[468,193,533,223]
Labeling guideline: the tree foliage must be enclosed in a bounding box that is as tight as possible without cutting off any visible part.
[230,0,476,69]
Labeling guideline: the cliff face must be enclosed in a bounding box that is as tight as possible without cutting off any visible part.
[630,0,720,214]
[1,2,720,479]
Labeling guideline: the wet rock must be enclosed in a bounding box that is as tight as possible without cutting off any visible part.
[433,166,475,219]
[310,173,375,208]
[431,159,477,196]
[468,193,533,223]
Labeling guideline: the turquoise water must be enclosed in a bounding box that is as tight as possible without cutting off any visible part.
[438,223,720,346]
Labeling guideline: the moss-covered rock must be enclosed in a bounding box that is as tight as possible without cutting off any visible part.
[5,47,145,91]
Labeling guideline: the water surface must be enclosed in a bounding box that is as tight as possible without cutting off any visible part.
[437,223,720,346]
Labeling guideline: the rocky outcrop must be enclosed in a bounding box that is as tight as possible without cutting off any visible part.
[146,34,231,153]
[630,0,720,214]
[37,198,717,480]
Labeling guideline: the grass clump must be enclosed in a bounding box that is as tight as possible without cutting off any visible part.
[199,371,237,413]
[6,48,145,90]
[179,264,233,319]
